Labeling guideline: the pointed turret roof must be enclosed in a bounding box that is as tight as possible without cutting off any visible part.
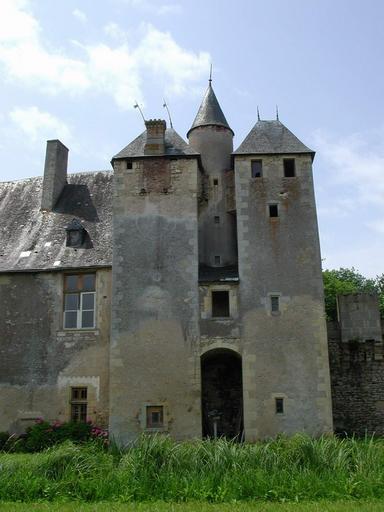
[234,120,314,157]
[187,83,233,137]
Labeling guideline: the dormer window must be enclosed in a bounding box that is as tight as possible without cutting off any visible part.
[66,218,86,248]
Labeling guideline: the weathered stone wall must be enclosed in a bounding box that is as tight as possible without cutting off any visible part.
[328,314,384,436]
[0,269,111,433]
[110,156,201,443]
[234,153,333,440]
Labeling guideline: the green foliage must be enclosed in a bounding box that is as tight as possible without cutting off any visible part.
[1,435,384,503]
[322,267,383,320]
[2,420,108,453]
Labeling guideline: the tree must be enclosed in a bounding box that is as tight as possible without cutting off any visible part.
[322,267,382,320]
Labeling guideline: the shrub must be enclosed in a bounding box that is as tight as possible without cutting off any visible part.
[1,420,108,453]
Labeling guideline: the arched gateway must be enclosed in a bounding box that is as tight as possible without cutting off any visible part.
[201,349,244,439]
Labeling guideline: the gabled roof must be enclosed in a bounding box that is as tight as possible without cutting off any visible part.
[187,84,233,137]
[234,120,314,156]
[113,128,199,160]
[0,171,113,272]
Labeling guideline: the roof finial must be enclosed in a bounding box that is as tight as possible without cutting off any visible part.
[257,106,260,121]
[133,100,145,124]
[163,98,173,129]
[276,105,279,121]
[209,63,212,86]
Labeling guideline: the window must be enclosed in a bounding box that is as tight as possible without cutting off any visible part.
[64,274,96,329]
[269,204,279,217]
[214,216,220,224]
[146,405,164,428]
[271,295,280,313]
[212,290,230,317]
[251,160,263,178]
[275,397,284,414]
[70,387,87,422]
[126,161,133,170]
[283,158,295,177]
[213,178,219,186]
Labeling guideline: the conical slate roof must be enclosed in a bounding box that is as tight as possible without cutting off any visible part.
[113,128,199,159]
[234,120,314,157]
[187,84,233,137]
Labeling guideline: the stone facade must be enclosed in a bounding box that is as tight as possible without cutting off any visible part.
[0,82,383,440]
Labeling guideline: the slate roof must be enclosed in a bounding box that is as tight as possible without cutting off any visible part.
[199,265,239,283]
[113,128,199,159]
[187,84,233,137]
[234,120,314,156]
[0,171,113,272]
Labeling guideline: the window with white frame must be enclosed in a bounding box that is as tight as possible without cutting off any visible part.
[63,274,96,329]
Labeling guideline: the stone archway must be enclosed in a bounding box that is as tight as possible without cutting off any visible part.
[201,348,244,439]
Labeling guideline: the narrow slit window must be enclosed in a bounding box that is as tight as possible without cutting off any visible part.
[269,204,279,217]
[146,405,164,428]
[275,397,284,414]
[251,159,263,178]
[214,216,220,224]
[212,290,230,318]
[283,158,295,177]
[271,296,280,313]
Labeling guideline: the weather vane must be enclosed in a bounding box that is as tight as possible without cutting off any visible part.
[163,99,173,129]
[133,100,145,123]
[209,63,213,85]
[257,106,261,121]
[276,105,279,121]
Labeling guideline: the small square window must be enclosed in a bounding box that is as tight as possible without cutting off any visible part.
[283,159,295,177]
[214,216,220,224]
[212,290,230,317]
[146,406,164,428]
[213,178,219,186]
[126,161,133,170]
[269,204,279,217]
[271,296,280,313]
[275,397,284,414]
[251,160,263,178]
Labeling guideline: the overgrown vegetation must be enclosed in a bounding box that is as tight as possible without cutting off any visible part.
[322,267,384,320]
[1,434,384,503]
[0,420,108,453]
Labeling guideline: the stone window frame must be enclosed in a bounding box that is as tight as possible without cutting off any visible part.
[63,272,97,330]
[140,402,169,433]
[267,202,279,218]
[70,386,88,423]
[267,292,282,316]
[207,285,238,320]
[251,159,263,178]
[271,392,288,416]
[283,158,296,178]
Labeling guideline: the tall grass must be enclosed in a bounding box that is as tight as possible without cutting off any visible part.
[1,434,384,503]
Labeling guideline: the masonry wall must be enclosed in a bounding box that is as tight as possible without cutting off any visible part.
[234,153,333,440]
[0,269,111,433]
[110,157,201,443]
[327,318,384,436]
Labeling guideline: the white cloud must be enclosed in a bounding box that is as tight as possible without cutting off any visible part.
[0,1,209,109]
[314,130,384,205]
[72,8,87,23]
[118,0,182,15]
[9,106,71,143]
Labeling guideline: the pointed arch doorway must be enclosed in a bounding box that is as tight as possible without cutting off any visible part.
[201,348,244,439]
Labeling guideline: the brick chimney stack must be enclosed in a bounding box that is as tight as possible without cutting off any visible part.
[144,119,166,156]
[41,139,68,211]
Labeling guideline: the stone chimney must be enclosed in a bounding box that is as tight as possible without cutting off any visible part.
[41,139,68,211]
[144,119,166,156]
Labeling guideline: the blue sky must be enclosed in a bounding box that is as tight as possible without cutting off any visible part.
[0,0,383,277]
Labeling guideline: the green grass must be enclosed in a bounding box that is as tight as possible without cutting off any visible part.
[1,434,384,503]
[0,502,383,511]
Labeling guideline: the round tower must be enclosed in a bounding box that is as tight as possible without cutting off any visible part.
[188,82,237,268]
